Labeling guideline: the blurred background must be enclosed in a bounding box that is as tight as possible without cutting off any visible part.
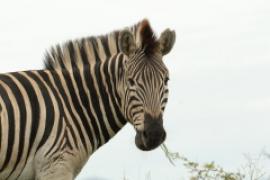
[0,0,269,179]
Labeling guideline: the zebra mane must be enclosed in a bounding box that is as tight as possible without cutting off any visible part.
[137,19,159,56]
[43,32,121,70]
[43,19,159,70]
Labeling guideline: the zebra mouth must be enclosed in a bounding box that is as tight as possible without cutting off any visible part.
[134,113,166,151]
[135,129,166,151]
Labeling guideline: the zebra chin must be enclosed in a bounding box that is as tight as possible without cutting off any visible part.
[134,114,166,151]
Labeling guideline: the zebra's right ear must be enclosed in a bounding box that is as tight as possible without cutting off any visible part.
[118,30,136,57]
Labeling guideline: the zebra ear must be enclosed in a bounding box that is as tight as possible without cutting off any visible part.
[118,30,136,57]
[158,29,176,56]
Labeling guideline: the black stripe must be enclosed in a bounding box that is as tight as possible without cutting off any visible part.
[25,71,55,151]
[0,83,15,171]
[114,31,120,52]
[47,117,63,158]
[128,96,139,104]
[0,75,27,176]
[0,110,1,150]
[57,45,67,70]
[61,130,72,151]
[161,98,168,105]
[0,104,1,150]
[112,54,123,105]
[11,73,40,164]
[99,36,111,57]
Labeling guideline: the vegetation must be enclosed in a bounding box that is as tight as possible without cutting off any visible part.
[161,144,270,180]
[121,145,269,180]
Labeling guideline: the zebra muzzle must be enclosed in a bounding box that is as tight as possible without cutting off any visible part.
[135,114,166,151]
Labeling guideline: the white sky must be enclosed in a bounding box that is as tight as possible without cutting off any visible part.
[0,0,269,179]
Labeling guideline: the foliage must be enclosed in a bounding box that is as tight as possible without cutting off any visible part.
[161,144,269,180]
[122,145,269,180]
[161,144,244,180]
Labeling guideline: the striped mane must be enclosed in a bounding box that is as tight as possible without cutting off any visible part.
[43,19,158,70]
[43,32,122,70]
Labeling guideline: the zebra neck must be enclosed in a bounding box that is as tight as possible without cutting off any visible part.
[57,56,127,151]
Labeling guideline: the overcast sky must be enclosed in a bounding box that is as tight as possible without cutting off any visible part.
[0,0,269,179]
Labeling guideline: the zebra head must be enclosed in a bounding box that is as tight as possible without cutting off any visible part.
[118,20,176,151]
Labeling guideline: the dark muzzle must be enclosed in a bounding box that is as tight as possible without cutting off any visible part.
[135,113,166,151]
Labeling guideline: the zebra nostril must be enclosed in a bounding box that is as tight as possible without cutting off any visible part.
[142,131,148,139]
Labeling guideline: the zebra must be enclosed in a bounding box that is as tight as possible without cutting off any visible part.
[0,19,176,180]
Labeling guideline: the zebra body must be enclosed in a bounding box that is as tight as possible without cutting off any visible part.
[0,19,176,180]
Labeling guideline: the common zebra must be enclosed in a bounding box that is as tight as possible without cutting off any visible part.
[0,19,176,180]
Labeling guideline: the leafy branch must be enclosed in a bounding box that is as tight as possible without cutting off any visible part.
[160,144,269,180]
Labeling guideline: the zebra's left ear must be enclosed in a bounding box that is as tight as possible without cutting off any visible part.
[158,29,176,56]
[118,30,136,57]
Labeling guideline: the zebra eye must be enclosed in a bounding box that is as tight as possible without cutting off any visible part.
[164,77,169,85]
[127,78,135,87]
